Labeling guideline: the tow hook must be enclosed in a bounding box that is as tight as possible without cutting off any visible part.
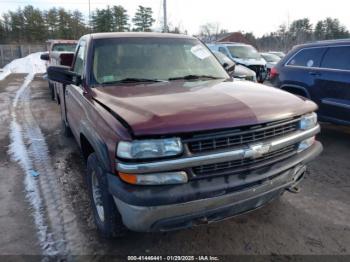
[287,186,301,194]
[287,166,307,194]
[195,217,209,225]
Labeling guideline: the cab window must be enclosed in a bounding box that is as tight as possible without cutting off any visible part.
[73,42,86,76]
[321,46,350,71]
[287,47,326,68]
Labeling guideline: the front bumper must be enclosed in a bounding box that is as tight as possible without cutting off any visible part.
[117,125,320,174]
[109,142,322,232]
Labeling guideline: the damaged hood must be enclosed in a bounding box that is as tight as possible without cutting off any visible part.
[92,80,317,136]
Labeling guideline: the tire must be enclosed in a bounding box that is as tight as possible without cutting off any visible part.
[49,82,55,101]
[267,68,271,80]
[257,73,266,83]
[86,153,126,238]
[62,120,72,137]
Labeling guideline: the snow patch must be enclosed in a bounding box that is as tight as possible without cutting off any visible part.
[13,73,35,108]
[8,118,57,256]
[8,74,57,256]
[0,52,46,81]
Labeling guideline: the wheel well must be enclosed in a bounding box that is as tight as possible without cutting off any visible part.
[282,86,309,98]
[80,134,95,161]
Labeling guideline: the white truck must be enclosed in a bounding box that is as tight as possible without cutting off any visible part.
[208,42,267,83]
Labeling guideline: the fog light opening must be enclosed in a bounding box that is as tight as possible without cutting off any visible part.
[298,136,315,153]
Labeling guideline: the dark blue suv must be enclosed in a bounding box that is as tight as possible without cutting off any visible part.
[270,39,350,125]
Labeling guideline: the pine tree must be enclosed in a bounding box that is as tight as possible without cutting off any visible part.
[314,18,349,40]
[92,6,114,33]
[44,8,59,39]
[71,10,87,39]
[103,6,114,32]
[57,8,72,39]
[289,18,313,44]
[21,6,47,42]
[0,19,5,42]
[2,14,11,43]
[9,8,25,43]
[112,5,129,32]
[132,6,155,32]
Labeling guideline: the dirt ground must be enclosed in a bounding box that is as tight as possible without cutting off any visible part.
[0,74,349,259]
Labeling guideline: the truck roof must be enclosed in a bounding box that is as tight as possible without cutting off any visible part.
[46,39,78,44]
[86,32,196,40]
[215,42,250,46]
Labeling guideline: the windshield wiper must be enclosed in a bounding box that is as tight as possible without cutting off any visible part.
[100,78,167,85]
[168,75,225,81]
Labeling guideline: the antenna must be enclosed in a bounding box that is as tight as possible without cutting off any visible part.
[163,0,168,33]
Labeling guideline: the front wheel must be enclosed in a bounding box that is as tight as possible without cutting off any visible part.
[49,82,55,101]
[61,120,72,137]
[86,153,126,238]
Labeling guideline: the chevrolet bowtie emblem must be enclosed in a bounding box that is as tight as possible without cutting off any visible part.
[244,143,271,159]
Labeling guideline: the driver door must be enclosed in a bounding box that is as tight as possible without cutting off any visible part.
[65,41,87,139]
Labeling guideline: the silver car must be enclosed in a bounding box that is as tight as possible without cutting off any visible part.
[212,51,257,82]
[208,42,267,83]
[260,52,281,79]
[268,51,285,58]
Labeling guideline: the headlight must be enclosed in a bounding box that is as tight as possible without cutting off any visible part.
[117,138,183,159]
[300,113,317,130]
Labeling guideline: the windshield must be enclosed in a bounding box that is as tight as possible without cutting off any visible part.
[52,43,76,52]
[261,53,280,63]
[213,51,233,64]
[92,37,229,85]
[227,45,261,59]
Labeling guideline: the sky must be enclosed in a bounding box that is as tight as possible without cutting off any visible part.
[0,0,349,37]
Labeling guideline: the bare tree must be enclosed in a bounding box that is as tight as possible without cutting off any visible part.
[199,22,223,42]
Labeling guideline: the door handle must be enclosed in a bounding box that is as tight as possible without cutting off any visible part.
[309,71,321,76]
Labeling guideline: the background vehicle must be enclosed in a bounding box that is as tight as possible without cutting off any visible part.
[270,39,350,125]
[212,50,257,82]
[47,32,322,237]
[208,42,267,83]
[260,52,281,79]
[41,40,77,100]
[268,51,286,58]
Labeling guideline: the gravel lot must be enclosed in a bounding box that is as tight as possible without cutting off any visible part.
[0,74,349,259]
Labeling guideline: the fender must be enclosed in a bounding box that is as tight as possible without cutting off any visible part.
[280,84,311,99]
[79,120,111,172]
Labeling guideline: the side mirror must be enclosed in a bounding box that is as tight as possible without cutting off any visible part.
[223,61,236,73]
[47,66,80,85]
[40,53,50,61]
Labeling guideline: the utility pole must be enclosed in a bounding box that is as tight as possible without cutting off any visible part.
[163,0,168,32]
[88,0,92,33]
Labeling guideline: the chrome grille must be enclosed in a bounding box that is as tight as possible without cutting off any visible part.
[192,144,297,178]
[186,118,300,154]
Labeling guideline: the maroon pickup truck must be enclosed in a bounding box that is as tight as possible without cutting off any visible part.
[47,32,322,237]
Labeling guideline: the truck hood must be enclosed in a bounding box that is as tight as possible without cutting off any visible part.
[233,57,266,66]
[92,80,317,136]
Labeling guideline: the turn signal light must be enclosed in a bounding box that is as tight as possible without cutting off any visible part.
[118,172,138,185]
[118,171,188,185]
